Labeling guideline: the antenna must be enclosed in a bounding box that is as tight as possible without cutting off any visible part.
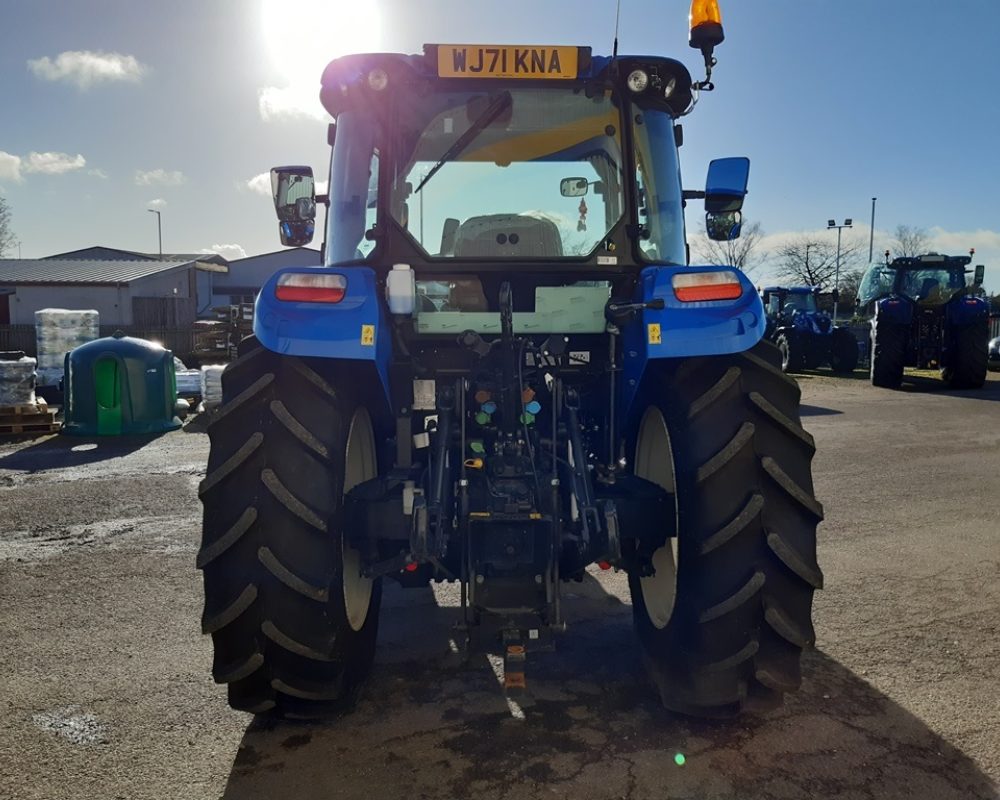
[612,0,622,59]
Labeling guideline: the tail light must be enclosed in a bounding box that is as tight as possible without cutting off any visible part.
[275,273,347,303]
[672,270,742,302]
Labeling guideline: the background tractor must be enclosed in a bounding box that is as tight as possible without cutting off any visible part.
[761,286,858,374]
[859,253,988,388]
[198,4,822,720]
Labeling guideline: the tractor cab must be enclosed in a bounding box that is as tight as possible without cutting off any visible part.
[858,253,979,310]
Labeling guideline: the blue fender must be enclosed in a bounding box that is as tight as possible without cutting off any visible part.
[945,295,989,327]
[253,266,392,404]
[873,295,913,327]
[620,265,764,417]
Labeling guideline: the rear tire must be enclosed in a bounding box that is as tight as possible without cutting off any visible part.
[628,341,823,717]
[870,320,906,388]
[942,320,988,389]
[198,339,382,717]
[776,333,803,373]
[829,328,859,374]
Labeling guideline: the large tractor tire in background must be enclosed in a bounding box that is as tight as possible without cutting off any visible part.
[628,340,823,717]
[198,338,382,717]
[942,320,988,389]
[870,320,906,388]
[775,333,804,373]
[829,328,859,374]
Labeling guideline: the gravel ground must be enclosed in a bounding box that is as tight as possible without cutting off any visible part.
[1,371,998,800]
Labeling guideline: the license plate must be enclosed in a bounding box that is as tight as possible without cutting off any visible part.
[437,45,578,80]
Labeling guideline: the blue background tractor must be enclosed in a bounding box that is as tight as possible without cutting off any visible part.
[858,254,988,389]
[761,286,858,374]
[197,9,822,720]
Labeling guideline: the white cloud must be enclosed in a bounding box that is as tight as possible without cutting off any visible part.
[200,243,247,260]
[135,168,185,186]
[147,198,167,210]
[88,168,108,179]
[927,227,1000,259]
[0,151,23,183]
[23,151,86,174]
[245,172,272,195]
[258,85,327,122]
[28,50,146,89]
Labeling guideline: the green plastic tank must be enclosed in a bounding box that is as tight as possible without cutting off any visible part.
[63,332,181,436]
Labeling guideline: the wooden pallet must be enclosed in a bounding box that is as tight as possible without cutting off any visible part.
[0,400,59,436]
[0,399,48,416]
[0,421,61,435]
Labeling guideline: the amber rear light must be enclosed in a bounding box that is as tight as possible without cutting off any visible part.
[275,273,347,303]
[672,270,742,302]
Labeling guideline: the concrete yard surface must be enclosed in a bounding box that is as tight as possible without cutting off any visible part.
[1,371,998,799]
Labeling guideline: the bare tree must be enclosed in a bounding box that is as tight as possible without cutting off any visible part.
[0,196,17,257]
[891,224,930,258]
[691,219,766,276]
[774,234,864,291]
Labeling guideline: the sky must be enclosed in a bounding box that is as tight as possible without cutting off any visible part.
[1,0,999,290]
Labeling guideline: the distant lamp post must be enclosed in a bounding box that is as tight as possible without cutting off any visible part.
[147,208,163,260]
[827,217,853,321]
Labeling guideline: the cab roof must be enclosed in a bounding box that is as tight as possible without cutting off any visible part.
[319,47,694,119]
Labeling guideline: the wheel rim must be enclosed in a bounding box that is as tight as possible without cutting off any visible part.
[634,406,679,630]
[343,407,377,632]
[778,338,790,371]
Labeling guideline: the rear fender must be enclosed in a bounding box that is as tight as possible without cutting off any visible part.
[945,295,989,327]
[873,295,913,328]
[254,266,392,405]
[621,265,763,416]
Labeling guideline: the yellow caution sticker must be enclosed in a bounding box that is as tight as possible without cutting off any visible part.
[647,323,662,345]
[361,324,375,346]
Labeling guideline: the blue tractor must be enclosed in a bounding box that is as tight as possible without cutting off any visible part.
[859,253,988,388]
[761,286,858,374]
[198,4,822,719]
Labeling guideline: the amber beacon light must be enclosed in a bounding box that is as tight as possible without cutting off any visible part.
[689,0,725,52]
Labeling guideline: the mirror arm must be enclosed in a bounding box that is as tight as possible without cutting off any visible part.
[315,193,330,206]
[682,190,706,200]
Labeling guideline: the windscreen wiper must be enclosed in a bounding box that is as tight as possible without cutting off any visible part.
[414,91,512,195]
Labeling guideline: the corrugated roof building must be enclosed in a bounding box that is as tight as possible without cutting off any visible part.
[0,255,228,326]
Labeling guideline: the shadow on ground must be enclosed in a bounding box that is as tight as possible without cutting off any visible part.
[0,433,158,471]
[220,576,998,800]
[799,404,843,417]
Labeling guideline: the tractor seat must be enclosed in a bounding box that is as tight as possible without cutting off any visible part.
[453,214,563,258]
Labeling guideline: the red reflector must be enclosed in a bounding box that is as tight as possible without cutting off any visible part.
[275,273,347,303]
[404,562,418,573]
[672,271,742,302]
[598,561,612,570]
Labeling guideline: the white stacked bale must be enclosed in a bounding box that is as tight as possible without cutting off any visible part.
[200,365,226,409]
[176,369,203,397]
[0,356,37,407]
[35,308,100,386]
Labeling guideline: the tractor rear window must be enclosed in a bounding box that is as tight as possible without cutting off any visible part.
[389,88,625,260]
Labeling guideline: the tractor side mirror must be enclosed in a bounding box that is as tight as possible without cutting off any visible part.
[973,264,985,287]
[704,157,749,241]
[705,157,749,213]
[560,177,589,197]
[271,166,316,246]
[706,210,742,241]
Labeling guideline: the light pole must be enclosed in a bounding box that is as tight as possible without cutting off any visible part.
[868,197,877,262]
[827,217,853,321]
[147,208,162,260]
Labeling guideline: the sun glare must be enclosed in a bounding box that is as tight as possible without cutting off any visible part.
[260,0,382,88]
